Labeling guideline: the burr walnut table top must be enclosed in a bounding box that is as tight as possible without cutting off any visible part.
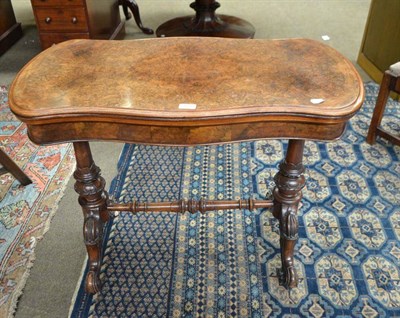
[8,37,365,294]
[9,37,364,145]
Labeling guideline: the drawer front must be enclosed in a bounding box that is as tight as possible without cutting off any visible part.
[35,7,88,32]
[40,32,89,49]
[31,0,85,6]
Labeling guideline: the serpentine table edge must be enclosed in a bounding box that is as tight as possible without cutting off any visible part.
[8,37,365,294]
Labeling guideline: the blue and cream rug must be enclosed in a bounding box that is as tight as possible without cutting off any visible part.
[71,83,400,317]
[0,86,75,318]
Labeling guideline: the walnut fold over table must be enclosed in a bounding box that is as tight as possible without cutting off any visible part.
[9,38,364,294]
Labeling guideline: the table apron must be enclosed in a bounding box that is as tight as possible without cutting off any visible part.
[26,120,346,145]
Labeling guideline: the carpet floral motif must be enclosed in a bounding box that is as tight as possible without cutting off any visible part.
[71,83,399,317]
[0,86,75,317]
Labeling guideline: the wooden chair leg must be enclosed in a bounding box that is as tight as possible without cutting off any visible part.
[367,72,394,145]
[0,148,32,185]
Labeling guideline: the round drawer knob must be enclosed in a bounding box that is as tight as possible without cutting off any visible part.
[45,17,52,24]
[71,17,78,24]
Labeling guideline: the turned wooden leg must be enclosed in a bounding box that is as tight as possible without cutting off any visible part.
[73,142,109,294]
[119,0,154,35]
[272,139,305,288]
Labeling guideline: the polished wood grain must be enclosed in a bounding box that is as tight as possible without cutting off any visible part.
[39,32,90,47]
[108,198,273,214]
[9,37,364,293]
[10,38,363,145]
[35,7,88,32]
[31,0,124,50]
[272,139,305,287]
[31,0,85,6]
[73,141,108,293]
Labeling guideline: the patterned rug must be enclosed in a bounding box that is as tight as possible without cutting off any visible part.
[0,86,76,317]
[71,83,400,318]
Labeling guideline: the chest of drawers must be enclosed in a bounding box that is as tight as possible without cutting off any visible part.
[31,0,124,50]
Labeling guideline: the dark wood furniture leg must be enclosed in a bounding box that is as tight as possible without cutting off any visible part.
[367,69,400,145]
[0,148,32,185]
[73,142,109,294]
[272,139,305,288]
[156,0,255,38]
[119,0,154,35]
[0,0,23,56]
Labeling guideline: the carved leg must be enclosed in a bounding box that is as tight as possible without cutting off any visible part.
[73,142,109,294]
[272,139,305,288]
[119,0,154,35]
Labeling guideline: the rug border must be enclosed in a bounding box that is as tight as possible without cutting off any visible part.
[6,143,76,318]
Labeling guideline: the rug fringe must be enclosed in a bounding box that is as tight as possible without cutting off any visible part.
[7,253,36,318]
[6,145,76,318]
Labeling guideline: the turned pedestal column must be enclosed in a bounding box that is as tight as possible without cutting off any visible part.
[156,0,255,38]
